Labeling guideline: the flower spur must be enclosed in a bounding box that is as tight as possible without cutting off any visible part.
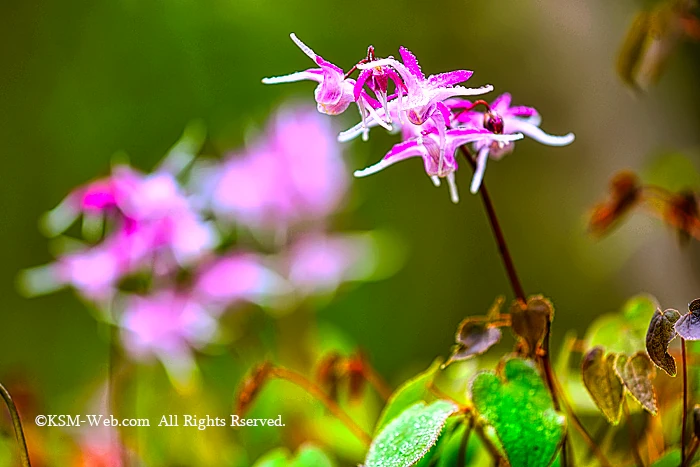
[450,93,575,193]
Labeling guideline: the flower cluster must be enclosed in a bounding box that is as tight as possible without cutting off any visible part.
[263,34,575,202]
[23,106,384,387]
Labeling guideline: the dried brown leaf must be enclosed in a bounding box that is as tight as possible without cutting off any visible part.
[645,308,680,376]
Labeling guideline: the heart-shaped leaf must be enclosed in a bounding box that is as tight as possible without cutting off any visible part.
[374,359,441,435]
[510,296,553,357]
[646,308,680,376]
[448,321,502,364]
[470,357,565,467]
[582,347,624,424]
[447,297,505,364]
[675,298,700,341]
[614,352,658,415]
[364,400,459,467]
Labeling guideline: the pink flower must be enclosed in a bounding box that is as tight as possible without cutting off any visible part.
[262,34,356,116]
[450,93,575,193]
[194,253,289,312]
[354,126,522,203]
[40,166,142,237]
[206,105,347,230]
[120,290,217,384]
[284,233,377,296]
[358,47,490,127]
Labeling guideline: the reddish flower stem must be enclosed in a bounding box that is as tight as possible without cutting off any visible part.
[361,362,393,402]
[682,338,689,466]
[269,366,372,446]
[458,145,614,467]
[0,382,31,467]
[457,146,525,304]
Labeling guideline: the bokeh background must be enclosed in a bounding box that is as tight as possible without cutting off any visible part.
[1,0,699,465]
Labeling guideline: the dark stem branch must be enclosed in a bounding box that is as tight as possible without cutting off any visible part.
[682,338,689,466]
[458,146,526,303]
[458,145,613,467]
[0,382,31,467]
[623,399,644,467]
[684,437,699,467]
[554,374,613,467]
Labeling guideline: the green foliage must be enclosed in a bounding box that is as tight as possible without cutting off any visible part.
[582,347,624,424]
[650,449,680,467]
[374,359,442,435]
[252,444,336,467]
[364,400,459,467]
[586,294,659,354]
[470,357,565,467]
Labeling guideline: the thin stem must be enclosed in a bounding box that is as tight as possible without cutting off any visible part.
[682,338,689,467]
[553,370,613,467]
[473,420,504,464]
[108,323,128,467]
[457,416,474,467]
[684,437,699,467]
[0,382,31,467]
[269,367,372,446]
[623,399,644,467]
[458,146,526,303]
[358,357,393,402]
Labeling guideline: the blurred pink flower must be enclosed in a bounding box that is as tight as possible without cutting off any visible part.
[207,105,347,230]
[194,253,290,312]
[25,168,217,302]
[284,233,376,296]
[120,290,216,384]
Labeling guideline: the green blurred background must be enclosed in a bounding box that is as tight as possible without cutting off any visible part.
[1,0,699,464]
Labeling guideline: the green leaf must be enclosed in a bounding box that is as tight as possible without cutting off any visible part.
[582,347,624,424]
[374,359,442,435]
[651,449,680,467]
[252,444,336,467]
[291,445,336,467]
[614,352,658,415]
[646,307,680,376]
[365,400,459,467]
[470,357,565,467]
[586,295,658,355]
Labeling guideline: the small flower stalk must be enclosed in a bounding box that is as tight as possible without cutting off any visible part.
[263,33,575,202]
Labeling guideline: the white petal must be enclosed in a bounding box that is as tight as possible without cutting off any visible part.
[262,71,322,85]
[354,159,394,178]
[446,172,460,203]
[508,120,575,146]
[289,33,318,61]
[470,148,490,194]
